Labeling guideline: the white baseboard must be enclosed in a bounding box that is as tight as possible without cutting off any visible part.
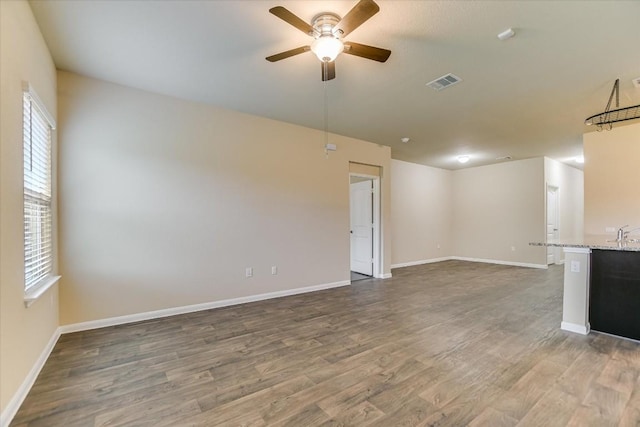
[391,257,453,269]
[1,328,61,427]
[59,280,351,334]
[392,256,547,270]
[451,256,548,270]
[373,272,392,279]
[2,279,351,426]
[561,321,590,335]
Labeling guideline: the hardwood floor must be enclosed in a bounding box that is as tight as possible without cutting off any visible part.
[10,261,640,426]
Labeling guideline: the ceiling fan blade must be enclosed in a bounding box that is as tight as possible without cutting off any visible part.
[266,46,310,62]
[321,61,336,81]
[333,0,380,38]
[269,6,314,36]
[343,42,391,62]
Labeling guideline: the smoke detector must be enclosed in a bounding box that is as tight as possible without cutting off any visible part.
[426,73,462,91]
[497,28,515,41]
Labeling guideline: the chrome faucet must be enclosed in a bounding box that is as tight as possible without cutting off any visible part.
[617,225,628,242]
[616,225,640,242]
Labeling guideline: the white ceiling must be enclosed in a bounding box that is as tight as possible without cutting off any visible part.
[30,0,640,170]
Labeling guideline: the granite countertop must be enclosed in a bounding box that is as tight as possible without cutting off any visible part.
[530,235,640,252]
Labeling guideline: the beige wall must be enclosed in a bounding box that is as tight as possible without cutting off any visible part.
[452,158,547,266]
[584,122,640,235]
[390,157,582,268]
[390,159,453,265]
[57,71,391,325]
[0,0,59,415]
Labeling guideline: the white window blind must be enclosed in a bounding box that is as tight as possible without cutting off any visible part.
[23,90,54,290]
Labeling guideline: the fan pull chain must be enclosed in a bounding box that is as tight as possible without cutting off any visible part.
[323,62,329,158]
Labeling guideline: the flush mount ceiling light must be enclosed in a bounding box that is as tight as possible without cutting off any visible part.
[401,137,410,143]
[266,0,391,81]
[457,155,470,164]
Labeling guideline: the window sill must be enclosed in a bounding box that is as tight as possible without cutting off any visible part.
[24,275,61,308]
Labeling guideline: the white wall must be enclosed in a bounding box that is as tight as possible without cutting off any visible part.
[57,71,391,325]
[583,122,640,235]
[390,160,453,266]
[452,158,547,267]
[544,157,584,252]
[390,157,571,269]
[0,0,59,418]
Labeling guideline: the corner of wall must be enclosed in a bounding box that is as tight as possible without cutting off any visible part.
[0,0,60,422]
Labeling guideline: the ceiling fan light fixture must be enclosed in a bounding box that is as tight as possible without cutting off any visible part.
[267,1,390,80]
[311,35,344,62]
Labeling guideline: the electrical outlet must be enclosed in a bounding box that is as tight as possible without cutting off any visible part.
[436,243,440,249]
[271,266,278,275]
[570,260,580,273]
[511,246,516,252]
[245,267,253,278]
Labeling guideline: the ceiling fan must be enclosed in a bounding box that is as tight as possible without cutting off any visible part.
[266,0,391,81]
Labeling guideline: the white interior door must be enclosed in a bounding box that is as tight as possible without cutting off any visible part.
[350,180,373,276]
[546,186,559,265]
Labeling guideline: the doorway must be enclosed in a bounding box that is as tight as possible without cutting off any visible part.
[546,185,560,265]
[349,172,380,281]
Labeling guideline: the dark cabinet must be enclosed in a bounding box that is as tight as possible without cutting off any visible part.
[589,249,640,341]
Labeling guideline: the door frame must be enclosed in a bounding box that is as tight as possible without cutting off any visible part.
[546,184,561,265]
[349,173,382,278]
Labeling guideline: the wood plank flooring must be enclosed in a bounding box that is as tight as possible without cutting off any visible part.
[10,260,640,426]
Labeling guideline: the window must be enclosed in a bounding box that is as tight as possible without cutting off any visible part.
[23,86,55,291]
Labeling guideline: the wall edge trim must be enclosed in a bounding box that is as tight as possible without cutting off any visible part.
[561,321,590,335]
[391,257,454,269]
[58,280,351,334]
[450,256,548,270]
[2,279,352,425]
[1,328,61,427]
